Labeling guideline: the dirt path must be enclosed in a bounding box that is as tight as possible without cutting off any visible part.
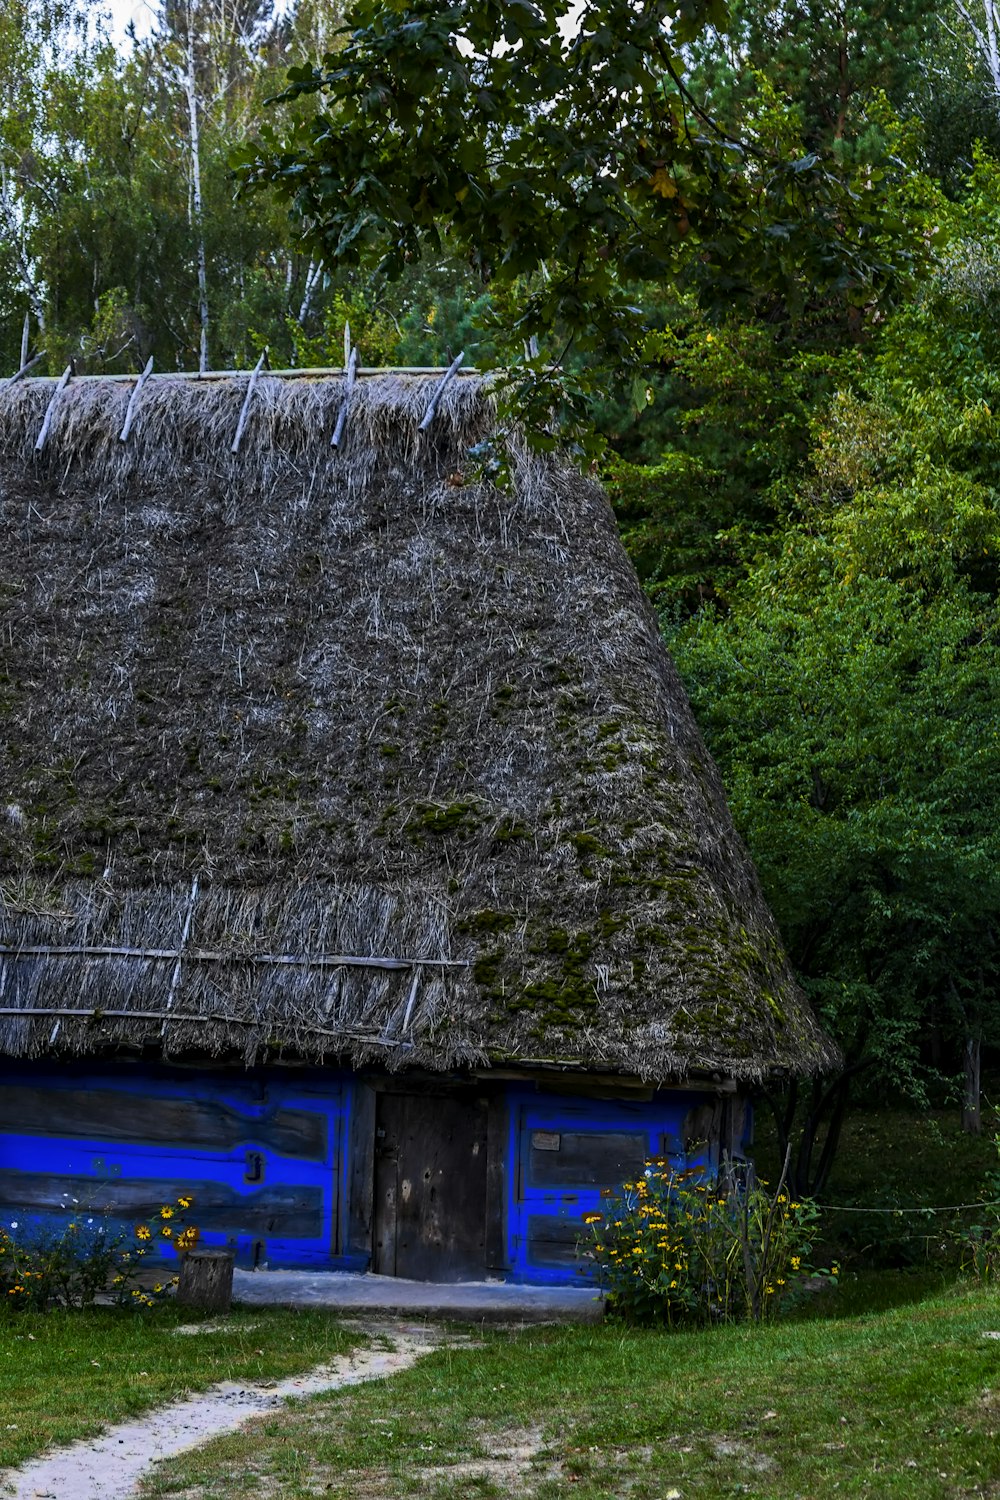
[1,1326,445,1500]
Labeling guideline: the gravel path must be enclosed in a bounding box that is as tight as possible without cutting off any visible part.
[1,1328,441,1500]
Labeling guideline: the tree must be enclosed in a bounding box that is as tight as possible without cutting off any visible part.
[236,0,919,448]
[669,164,1000,1177]
[689,0,938,159]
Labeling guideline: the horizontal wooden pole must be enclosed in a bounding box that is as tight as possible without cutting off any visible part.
[8,366,481,384]
[0,1006,416,1048]
[0,944,467,969]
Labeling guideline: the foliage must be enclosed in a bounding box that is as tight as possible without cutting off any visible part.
[604,313,858,607]
[585,1160,824,1325]
[665,165,1000,1173]
[0,1197,198,1312]
[0,0,348,373]
[236,0,921,452]
[688,0,939,161]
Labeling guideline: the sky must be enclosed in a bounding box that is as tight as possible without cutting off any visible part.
[103,0,295,42]
[105,0,156,40]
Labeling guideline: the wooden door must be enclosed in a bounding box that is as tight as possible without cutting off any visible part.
[372,1092,488,1281]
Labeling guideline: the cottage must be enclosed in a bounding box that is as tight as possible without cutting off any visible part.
[0,370,836,1283]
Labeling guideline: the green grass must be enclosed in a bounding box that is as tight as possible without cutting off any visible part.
[0,1304,360,1469]
[136,1279,1000,1500]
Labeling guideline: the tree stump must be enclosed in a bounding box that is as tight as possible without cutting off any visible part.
[176,1247,235,1313]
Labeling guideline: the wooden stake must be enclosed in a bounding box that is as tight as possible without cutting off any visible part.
[20,312,29,370]
[118,355,154,442]
[230,349,267,454]
[34,364,72,452]
[5,351,43,386]
[418,351,465,431]
[330,344,358,448]
[343,319,351,370]
[400,968,420,1035]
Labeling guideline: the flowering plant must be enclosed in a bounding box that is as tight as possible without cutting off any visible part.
[0,1196,198,1313]
[585,1159,826,1325]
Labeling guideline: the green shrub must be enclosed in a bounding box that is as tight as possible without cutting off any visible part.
[585,1161,828,1325]
[0,1196,200,1312]
[955,1133,1000,1283]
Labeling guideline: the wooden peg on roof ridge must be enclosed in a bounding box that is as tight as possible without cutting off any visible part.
[343,320,351,371]
[5,351,43,387]
[34,365,72,452]
[230,349,267,455]
[418,352,465,432]
[20,313,29,371]
[119,356,155,443]
[331,344,358,448]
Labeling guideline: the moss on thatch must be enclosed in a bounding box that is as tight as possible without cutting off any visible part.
[0,373,839,1081]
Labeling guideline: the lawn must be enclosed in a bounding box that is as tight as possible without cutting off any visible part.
[125,1277,1000,1500]
[0,1304,361,1469]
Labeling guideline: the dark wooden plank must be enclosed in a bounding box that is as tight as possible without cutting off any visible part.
[372,1093,401,1275]
[526,1213,590,1267]
[347,1081,376,1259]
[485,1092,507,1273]
[527,1130,649,1188]
[0,1085,328,1160]
[0,1171,323,1238]
[682,1099,723,1154]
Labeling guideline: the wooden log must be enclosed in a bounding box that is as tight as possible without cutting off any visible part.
[118,355,155,442]
[230,349,267,454]
[0,1083,329,1158]
[34,364,72,451]
[330,344,357,448]
[4,352,43,387]
[418,352,465,431]
[176,1247,235,1312]
[13,365,478,382]
[0,943,466,969]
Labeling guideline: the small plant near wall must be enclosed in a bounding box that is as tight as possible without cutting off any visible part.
[0,1197,199,1313]
[585,1157,830,1325]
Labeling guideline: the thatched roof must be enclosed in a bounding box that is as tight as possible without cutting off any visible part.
[0,372,838,1082]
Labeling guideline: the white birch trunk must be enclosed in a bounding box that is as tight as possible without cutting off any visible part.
[184,10,210,374]
[0,163,46,331]
[958,0,1000,98]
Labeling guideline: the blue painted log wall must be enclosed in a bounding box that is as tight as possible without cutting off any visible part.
[0,1063,349,1269]
[0,1064,748,1283]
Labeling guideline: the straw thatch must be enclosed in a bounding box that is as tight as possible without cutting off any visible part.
[0,373,838,1081]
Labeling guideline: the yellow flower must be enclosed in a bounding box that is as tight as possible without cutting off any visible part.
[135,1225,151,1241]
[582,1212,603,1225]
[161,1226,173,1238]
[153,1283,163,1293]
[160,1206,175,1220]
[177,1197,193,1209]
[790,1256,801,1270]
[831,1265,839,1276]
